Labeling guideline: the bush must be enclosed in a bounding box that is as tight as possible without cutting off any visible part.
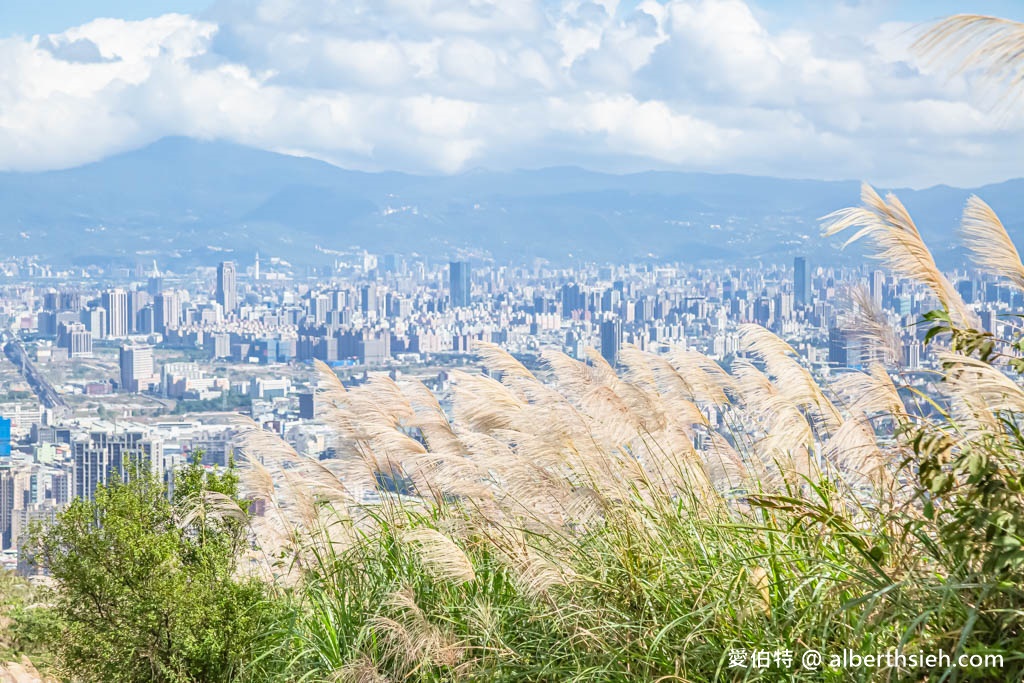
[29,456,283,683]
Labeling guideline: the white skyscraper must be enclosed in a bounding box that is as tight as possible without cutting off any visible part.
[119,344,155,393]
[217,261,238,314]
[102,288,130,338]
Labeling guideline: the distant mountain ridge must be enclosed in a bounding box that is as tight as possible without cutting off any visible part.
[0,137,1020,268]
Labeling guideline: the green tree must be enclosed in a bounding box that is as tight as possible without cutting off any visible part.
[31,454,278,683]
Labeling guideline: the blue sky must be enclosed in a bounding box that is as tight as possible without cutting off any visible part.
[0,2,210,35]
[6,0,1024,36]
[0,0,1022,187]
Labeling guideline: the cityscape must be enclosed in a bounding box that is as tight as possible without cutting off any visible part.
[0,246,1014,569]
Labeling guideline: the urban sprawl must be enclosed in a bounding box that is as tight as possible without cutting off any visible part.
[0,250,1011,571]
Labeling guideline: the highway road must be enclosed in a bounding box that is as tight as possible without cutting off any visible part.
[2,333,69,414]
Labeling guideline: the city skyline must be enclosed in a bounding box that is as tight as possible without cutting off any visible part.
[0,242,1013,554]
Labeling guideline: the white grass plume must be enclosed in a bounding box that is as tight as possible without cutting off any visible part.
[960,195,1024,292]
[848,285,903,367]
[822,183,977,329]
[913,14,1024,106]
[401,528,476,583]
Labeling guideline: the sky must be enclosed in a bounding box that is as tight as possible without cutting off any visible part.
[1,0,1023,187]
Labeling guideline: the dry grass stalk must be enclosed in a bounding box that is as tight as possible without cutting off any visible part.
[913,14,1024,107]
[822,183,977,329]
[960,195,1024,292]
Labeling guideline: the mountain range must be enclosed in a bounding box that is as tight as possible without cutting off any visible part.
[1,137,1020,269]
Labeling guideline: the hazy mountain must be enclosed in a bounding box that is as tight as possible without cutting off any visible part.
[0,137,1020,268]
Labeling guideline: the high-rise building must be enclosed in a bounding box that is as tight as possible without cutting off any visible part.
[754,297,774,328]
[57,321,93,358]
[870,270,885,308]
[956,279,975,304]
[119,344,155,393]
[382,253,403,274]
[0,417,10,460]
[102,288,130,338]
[979,309,997,334]
[903,341,922,370]
[311,293,331,324]
[298,393,316,420]
[449,261,471,308]
[360,285,378,316]
[560,283,584,319]
[794,256,810,307]
[0,468,13,549]
[216,261,238,314]
[72,428,163,501]
[127,290,149,334]
[80,307,107,340]
[600,319,623,367]
[828,327,863,368]
[775,292,794,322]
[45,290,81,312]
[154,291,181,334]
[211,333,231,359]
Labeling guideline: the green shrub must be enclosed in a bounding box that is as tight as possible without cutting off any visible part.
[28,456,283,683]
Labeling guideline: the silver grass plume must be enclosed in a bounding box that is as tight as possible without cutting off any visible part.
[822,183,977,329]
[847,285,903,367]
[831,364,905,418]
[400,528,476,583]
[960,195,1024,292]
[737,324,841,429]
[913,14,1024,106]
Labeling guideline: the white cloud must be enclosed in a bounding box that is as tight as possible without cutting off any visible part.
[0,0,1021,186]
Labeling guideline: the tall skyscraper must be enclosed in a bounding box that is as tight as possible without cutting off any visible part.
[956,279,975,304]
[870,269,885,308]
[828,327,863,368]
[560,283,584,319]
[600,319,623,367]
[449,261,471,308]
[154,291,181,334]
[311,293,331,324]
[360,285,378,315]
[127,290,149,334]
[120,344,155,393]
[793,256,810,307]
[216,261,238,314]
[102,288,130,338]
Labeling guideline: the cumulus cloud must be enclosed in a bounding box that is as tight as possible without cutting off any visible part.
[0,0,1021,186]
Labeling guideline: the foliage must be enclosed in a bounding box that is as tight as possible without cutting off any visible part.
[906,308,1024,645]
[172,394,252,415]
[0,570,56,667]
[227,321,1024,682]
[28,454,281,683]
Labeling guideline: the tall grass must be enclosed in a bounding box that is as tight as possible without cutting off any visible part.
[232,193,1024,679]
[225,20,1024,680]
